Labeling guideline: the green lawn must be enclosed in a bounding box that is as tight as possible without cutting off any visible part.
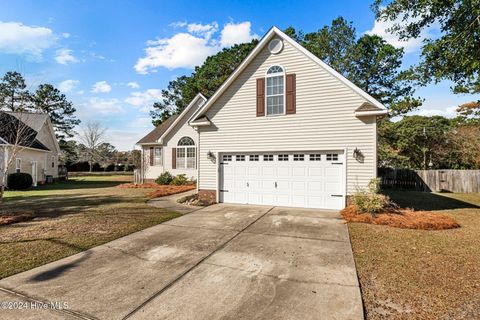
[0,175,182,279]
[348,191,480,319]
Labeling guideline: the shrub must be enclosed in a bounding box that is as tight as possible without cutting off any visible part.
[7,173,33,190]
[171,174,189,186]
[351,178,391,214]
[155,171,174,185]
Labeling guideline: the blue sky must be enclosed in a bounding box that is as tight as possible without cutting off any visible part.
[0,0,478,150]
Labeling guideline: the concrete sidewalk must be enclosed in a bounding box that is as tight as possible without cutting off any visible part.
[0,199,363,320]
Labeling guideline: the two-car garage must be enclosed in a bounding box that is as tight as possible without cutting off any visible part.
[219,151,345,210]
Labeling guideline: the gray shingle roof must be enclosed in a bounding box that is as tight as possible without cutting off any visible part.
[136,114,179,144]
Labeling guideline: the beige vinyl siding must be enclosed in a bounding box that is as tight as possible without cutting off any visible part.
[142,98,202,180]
[3,147,51,183]
[142,145,164,180]
[163,110,199,180]
[198,38,377,194]
[33,123,59,177]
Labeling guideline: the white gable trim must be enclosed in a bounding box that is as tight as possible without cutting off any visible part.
[158,93,207,144]
[192,26,387,122]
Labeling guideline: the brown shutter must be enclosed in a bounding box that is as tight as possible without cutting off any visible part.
[149,147,154,166]
[256,78,265,116]
[286,74,296,114]
[172,148,176,169]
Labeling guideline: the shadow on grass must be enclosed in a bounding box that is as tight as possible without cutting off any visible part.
[31,179,126,191]
[383,190,480,211]
[1,193,136,219]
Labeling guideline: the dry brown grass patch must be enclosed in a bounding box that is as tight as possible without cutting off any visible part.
[341,205,460,230]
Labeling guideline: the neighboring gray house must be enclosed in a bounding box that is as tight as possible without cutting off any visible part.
[0,112,60,187]
[137,26,387,210]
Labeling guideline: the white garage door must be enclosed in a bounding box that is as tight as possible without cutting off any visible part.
[219,151,345,210]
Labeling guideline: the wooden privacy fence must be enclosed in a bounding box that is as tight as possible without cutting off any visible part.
[379,168,480,193]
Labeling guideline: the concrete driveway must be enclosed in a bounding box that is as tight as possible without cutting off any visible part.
[0,203,363,320]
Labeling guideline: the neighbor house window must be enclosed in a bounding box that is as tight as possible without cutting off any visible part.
[266,65,285,115]
[16,158,21,173]
[177,136,196,169]
[154,147,162,166]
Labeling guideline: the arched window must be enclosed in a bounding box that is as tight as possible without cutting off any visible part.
[177,136,196,169]
[178,136,195,146]
[266,65,285,115]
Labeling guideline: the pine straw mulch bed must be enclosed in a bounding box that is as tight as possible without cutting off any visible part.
[118,183,195,199]
[0,213,35,226]
[340,205,460,230]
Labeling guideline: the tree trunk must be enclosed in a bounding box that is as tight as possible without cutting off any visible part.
[89,162,93,173]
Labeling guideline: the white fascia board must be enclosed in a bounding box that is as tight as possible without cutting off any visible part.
[158,93,207,144]
[354,110,389,116]
[192,26,387,121]
[189,120,211,127]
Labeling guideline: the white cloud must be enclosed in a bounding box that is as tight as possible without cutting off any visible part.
[61,32,70,38]
[407,105,458,118]
[365,16,440,54]
[127,81,140,89]
[88,97,124,114]
[135,33,217,73]
[91,81,112,93]
[187,22,218,40]
[0,21,56,59]
[220,21,257,47]
[125,89,163,112]
[58,79,79,93]
[135,21,257,73]
[55,48,78,64]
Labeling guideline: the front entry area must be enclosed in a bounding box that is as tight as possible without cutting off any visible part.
[219,151,345,210]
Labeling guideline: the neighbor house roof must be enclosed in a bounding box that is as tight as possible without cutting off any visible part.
[6,112,49,132]
[137,93,207,145]
[0,112,50,151]
[191,26,388,122]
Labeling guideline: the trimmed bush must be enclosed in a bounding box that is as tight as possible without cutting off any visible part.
[351,178,391,214]
[7,173,33,190]
[155,171,174,185]
[171,174,189,186]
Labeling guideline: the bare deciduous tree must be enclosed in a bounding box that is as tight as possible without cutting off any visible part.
[79,121,107,172]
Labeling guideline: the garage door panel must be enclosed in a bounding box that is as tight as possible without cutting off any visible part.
[292,167,307,176]
[248,167,261,176]
[261,166,275,176]
[308,167,324,177]
[277,167,290,177]
[220,151,345,210]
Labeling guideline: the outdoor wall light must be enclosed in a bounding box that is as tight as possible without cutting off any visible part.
[353,148,364,162]
[207,151,216,163]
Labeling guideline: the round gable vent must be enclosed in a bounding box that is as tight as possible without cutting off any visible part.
[268,38,283,54]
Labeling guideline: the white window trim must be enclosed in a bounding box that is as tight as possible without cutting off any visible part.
[153,147,162,166]
[265,65,286,116]
[15,158,21,173]
[177,137,196,169]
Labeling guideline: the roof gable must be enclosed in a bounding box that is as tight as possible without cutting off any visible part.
[137,93,207,145]
[0,112,50,151]
[192,26,387,121]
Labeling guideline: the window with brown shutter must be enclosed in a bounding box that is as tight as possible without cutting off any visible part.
[286,74,296,114]
[256,78,265,116]
[149,147,154,166]
[172,147,176,169]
